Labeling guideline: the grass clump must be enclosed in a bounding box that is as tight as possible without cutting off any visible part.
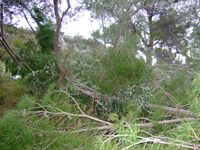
[0,77,25,117]
[0,85,96,150]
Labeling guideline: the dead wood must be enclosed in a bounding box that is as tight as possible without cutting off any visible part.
[136,118,197,128]
[74,80,196,118]
[148,104,196,118]
[87,88,98,115]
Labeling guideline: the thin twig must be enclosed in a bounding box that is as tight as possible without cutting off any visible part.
[56,89,86,115]
[42,138,57,150]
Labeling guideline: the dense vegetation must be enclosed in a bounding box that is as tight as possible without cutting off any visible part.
[0,0,200,149]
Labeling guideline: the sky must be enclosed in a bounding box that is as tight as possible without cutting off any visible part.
[16,1,100,38]
[17,12,100,38]
[62,11,100,38]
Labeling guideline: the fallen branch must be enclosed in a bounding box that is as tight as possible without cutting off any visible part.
[136,118,198,128]
[26,109,197,129]
[148,104,196,118]
[52,89,114,126]
[27,109,114,126]
[77,87,100,98]
[74,81,196,118]
[71,125,110,133]
[126,136,199,150]
[100,127,200,150]
[56,89,86,115]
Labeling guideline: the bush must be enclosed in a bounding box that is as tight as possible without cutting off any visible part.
[96,47,150,94]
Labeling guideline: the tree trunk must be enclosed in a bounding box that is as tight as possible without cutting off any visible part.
[146,9,154,65]
[54,19,67,87]
[1,3,4,37]
[58,69,67,87]
[54,0,71,87]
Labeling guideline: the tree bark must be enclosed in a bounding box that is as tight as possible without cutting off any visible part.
[53,0,71,87]
[0,37,27,70]
[58,68,67,87]
[1,3,4,37]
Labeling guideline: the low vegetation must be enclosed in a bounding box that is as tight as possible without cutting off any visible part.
[0,0,200,149]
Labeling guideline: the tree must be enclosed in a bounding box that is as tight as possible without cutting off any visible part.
[84,0,191,65]
[0,3,31,71]
[0,0,53,68]
[53,0,71,87]
[1,1,59,95]
[184,1,200,70]
[1,0,77,87]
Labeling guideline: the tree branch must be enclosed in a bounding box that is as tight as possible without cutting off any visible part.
[61,0,71,21]
[54,0,60,21]
[22,10,36,34]
[63,48,73,65]
[0,36,27,70]
[148,104,196,118]
[74,81,196,118]
[136,118,197,128]
[1,3,4,37]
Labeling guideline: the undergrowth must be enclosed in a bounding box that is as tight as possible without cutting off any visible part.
[0,77,25,117]
[0,85,97,150]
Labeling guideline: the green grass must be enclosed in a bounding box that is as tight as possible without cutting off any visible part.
[0,86,96,150]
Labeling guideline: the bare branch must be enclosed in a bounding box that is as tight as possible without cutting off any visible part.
[55,89,86,115]
[87,88,98,115]
[136,118,197,128]
[0,35,27,70]
[60,0,71,21]
[72,125,110,133]
[148,104,196,118]
[28,108,114,126]
[63,48,74,65]
[1,3,4,37]
[22,10,36,34]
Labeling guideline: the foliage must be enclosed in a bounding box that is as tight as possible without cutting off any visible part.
[4,36,59,95]
[97,47,150,94]
[1,0,200,149]
[95,81,152,121]
[188,73,200,115]
[63,35,103,52]
[66,36,153,121]
[0,24,34,62]
[151,65,191,107]
[0,85,96,150]
[84,0,193,64]
[94,120,200,150]
[3,19,58,95]
[67,41,150,94]
[1,0,53,25]
[33,5,56,53]
[35,23,55,53]
[67,47,105,87]
[0,111,36,150]
[94,123,139,150]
